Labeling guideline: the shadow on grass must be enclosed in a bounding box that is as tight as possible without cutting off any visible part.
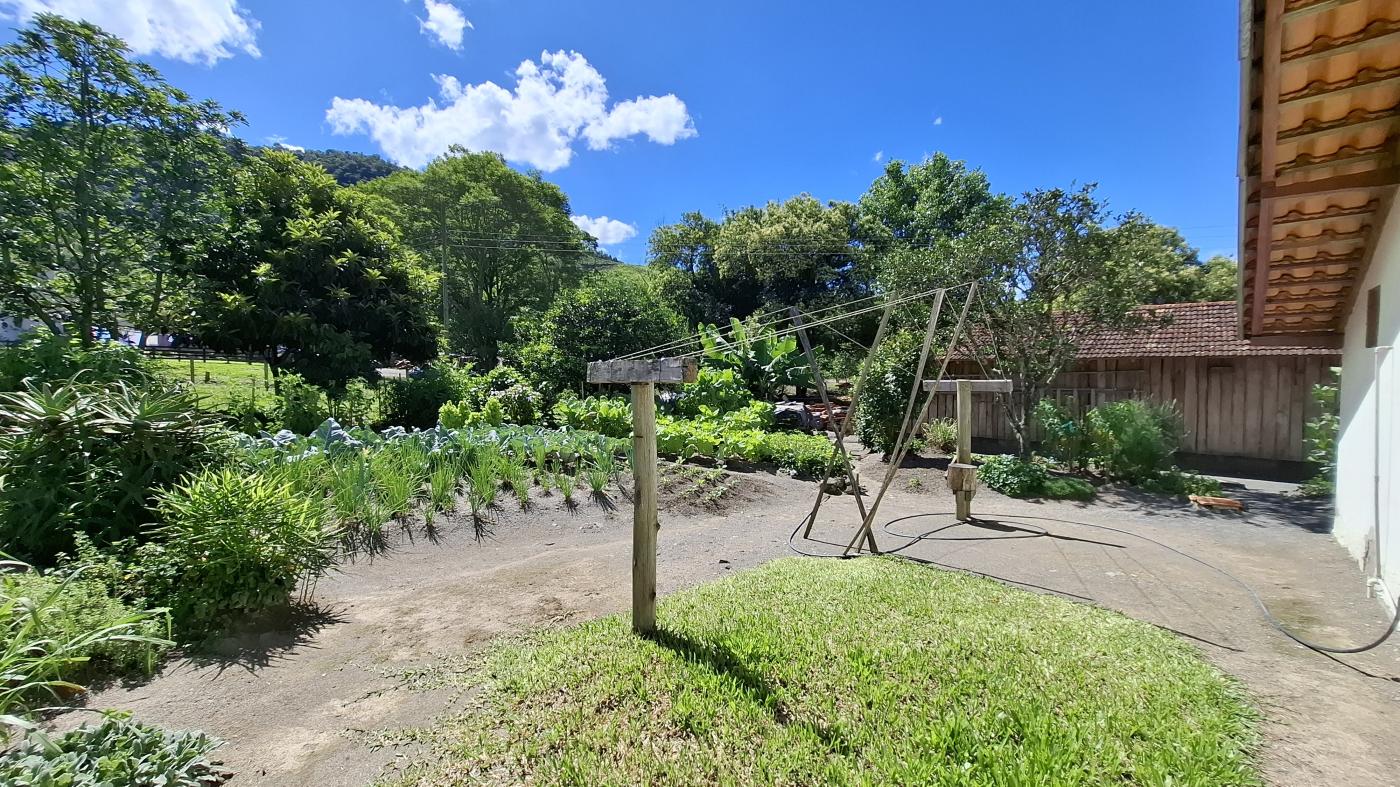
[648,627,853,755]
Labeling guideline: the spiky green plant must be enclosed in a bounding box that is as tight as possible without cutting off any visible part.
[468,455,499,518]
[557,472,576,506]
[586,468,609,496]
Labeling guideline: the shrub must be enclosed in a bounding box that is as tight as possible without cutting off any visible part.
[492,383,542,425]
[920,418,958,455]
[698,316,813,399]
[0,381,218,564]
[1136,469,1223,498]
[762,432,833,477]
[147,469,339,638]
[1301,377,1338,497]
[0,334,160,391]
[327,378,376,428]
[676,368,751,418]
[1085,400,1183,482]
[2,569,168,678]
[273,373,328,434]
[510,267,685,397]
[1,566,169,723]
[855,331,921,459]
[1040,475,1096,501]
[0,713,226,786]
[552,396,632,438]
[978,455,1048,498]
[1033,398,1092,471]
[380,361,475,429]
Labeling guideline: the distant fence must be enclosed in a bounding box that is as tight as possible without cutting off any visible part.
[924,356,1338,463]
[137,346,265,364]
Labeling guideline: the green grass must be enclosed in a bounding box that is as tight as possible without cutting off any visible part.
[1042,475,1097,501]
[384,558,1259,786]
[155,359,269,410]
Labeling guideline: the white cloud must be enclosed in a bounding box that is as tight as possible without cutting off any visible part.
[872,150,883,163]
[418,0,469,50]
[933,116,943,126]
[571,215,637,246]
[326,50,696,170]
[265,135,304,152]
[0,0,259,64]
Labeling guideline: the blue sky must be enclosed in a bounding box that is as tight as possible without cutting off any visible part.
[1,1,1241,264]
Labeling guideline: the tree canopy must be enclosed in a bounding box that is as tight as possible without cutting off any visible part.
[359,148,592,361]
[509,266,685,397]
[192,151,437,386]
[293,148,405,186]
[0,13,237,342]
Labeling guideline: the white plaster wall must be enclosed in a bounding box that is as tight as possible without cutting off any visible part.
[1335,199,1399,603]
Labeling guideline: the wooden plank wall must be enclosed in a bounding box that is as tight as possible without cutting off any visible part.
[924,355,1337,462]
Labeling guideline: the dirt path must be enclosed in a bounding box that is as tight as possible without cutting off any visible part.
[82,462,1400,786]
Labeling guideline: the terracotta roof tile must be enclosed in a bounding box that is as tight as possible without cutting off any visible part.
[1074,302,1338,359]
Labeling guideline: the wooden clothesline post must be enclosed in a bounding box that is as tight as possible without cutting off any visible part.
[923,378,1012,520]
[585,356,698,635]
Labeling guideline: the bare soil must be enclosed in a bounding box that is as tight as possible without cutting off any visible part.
[80,456,1400,786]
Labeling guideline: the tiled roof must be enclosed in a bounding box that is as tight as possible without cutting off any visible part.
[1075,301,1339,359]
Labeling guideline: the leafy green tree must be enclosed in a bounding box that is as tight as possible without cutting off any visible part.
[646,211,740,326]
[193,151,437,386]
[960,186,1152,457]
[509,266,684,398]
[714,195,867,310]
[1108,217,1236,305]
[293,148,404,186]
[359,148,591,361]
[0,14,237,342]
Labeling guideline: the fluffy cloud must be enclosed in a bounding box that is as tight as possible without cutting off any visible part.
[266,135,304,152]
[933,116,944,126]
[0,0,259,64]
[872,150,884,163]
[419,0,469,50]
[571,215,637,246]
[326,50,696,170]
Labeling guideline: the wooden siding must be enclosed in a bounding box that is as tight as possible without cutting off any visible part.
[926,355,1338,462]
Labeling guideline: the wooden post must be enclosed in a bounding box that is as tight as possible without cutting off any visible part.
[923,379,1012,521]
[631,381,658,634]
[585,356,697,635]
[954,379,974,520]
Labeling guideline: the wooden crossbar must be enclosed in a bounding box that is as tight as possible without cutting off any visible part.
[586,357,698,384]
[922,380,1013,393]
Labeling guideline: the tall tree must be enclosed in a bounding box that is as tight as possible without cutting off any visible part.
[713,195,866,309]
[0,14,236,342]
[646,211,733,326]
[961,185,1152,456]
[1105,217,1240,305]
[858,154,1011,305]
[193,151,437,387]
[359,148,591,361]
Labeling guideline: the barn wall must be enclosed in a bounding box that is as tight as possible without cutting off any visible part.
[925,355,1337,462]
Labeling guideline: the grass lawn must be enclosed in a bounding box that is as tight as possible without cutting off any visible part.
[386,558,1258,786]
[155,358,269,410]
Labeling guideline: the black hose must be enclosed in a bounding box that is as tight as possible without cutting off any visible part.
[787,511,1400,655]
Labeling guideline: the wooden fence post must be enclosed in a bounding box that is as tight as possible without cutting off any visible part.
[586,357,698,635]
[631,381,658,634]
